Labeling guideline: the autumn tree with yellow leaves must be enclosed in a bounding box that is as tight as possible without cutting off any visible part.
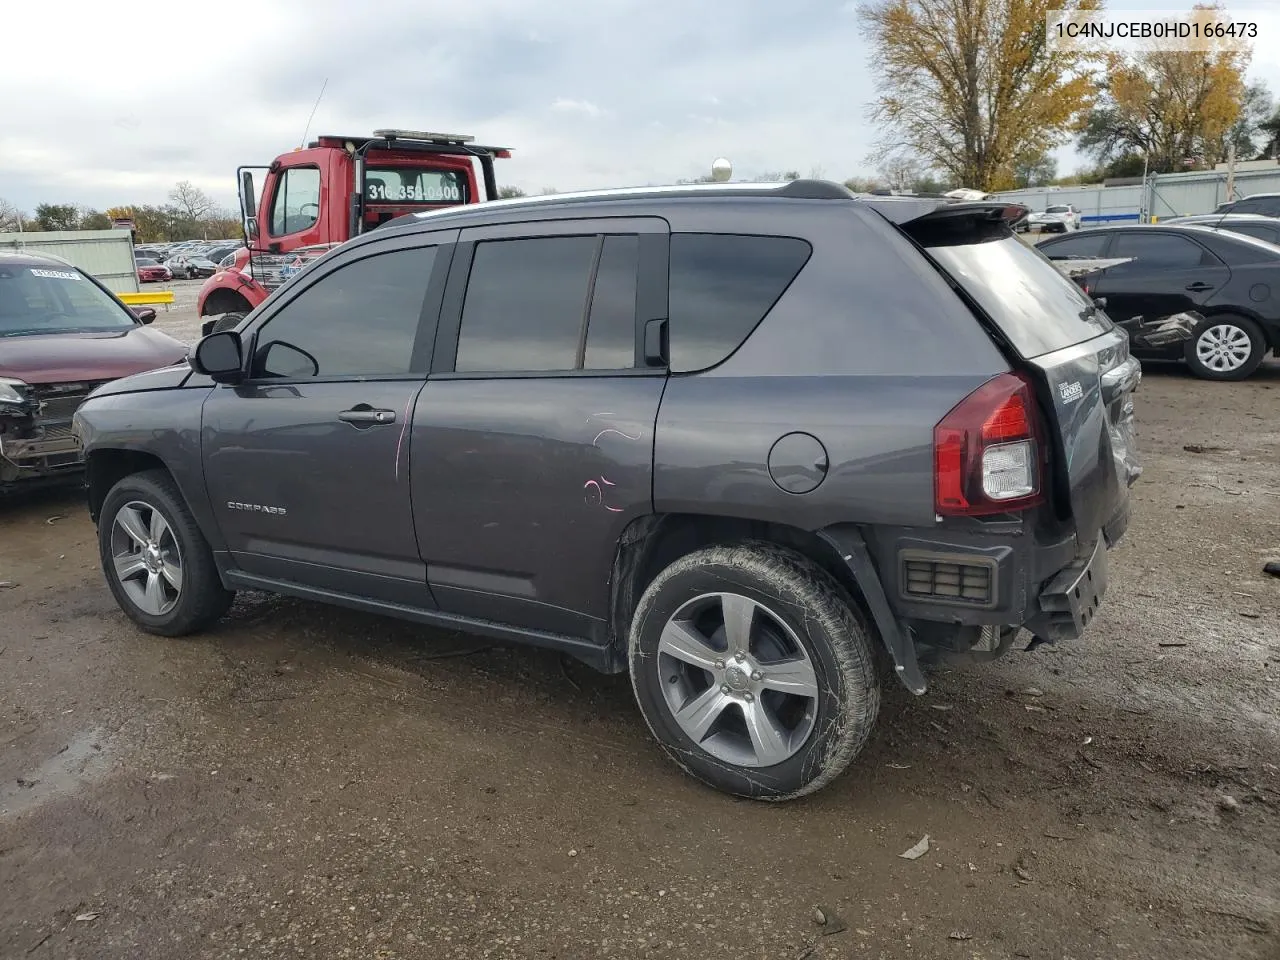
[859,0,1103,191]
[1079,6,1254,173]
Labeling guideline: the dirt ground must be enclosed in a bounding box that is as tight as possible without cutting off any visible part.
[2,319,1278,958]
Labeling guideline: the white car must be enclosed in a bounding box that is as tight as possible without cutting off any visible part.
[1026,204,1081,233]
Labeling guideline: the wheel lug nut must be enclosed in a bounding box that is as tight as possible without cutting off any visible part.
[751,671,761,681]
[734,652,745,662]
[720,684,731,695]
[714,659,725,669]
[743,692,754,702]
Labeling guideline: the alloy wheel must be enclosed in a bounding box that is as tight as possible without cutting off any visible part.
[110,500,183,616]
[657,592,819,768]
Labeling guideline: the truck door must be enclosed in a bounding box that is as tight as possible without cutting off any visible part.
[411,218,670,640]
[202,231,456,606]
[250,148,337,292]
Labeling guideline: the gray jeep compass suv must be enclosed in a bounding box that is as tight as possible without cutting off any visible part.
[73,180,1140,800]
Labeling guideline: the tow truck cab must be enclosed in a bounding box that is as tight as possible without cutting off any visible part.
[197,129,512,334]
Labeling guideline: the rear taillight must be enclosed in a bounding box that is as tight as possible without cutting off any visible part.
[935,373,1045,516]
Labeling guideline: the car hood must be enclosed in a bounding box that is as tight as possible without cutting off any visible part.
[0,325,189,384]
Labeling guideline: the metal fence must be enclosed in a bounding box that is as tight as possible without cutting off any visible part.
[0,228,139,294]
[991,164,1280,226]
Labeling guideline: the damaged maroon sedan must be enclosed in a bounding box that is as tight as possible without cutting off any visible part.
[1,252,189,491]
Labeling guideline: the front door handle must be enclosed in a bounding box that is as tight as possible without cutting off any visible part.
[1185,281,1214,292]
[338,405,396,426]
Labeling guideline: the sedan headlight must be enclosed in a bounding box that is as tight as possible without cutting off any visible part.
[0,377,30,407]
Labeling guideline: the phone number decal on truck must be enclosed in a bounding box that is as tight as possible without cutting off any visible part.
[366,182,463,203]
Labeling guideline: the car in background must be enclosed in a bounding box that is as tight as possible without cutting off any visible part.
[1211,192,1280,217]
[1037,224,1280,380]
[203,245,240,266]
[1158,213,1280,246]
[136,258,171,283]
[1025,204,1081,233]
[164,255,218,280]
[0,252,188,492]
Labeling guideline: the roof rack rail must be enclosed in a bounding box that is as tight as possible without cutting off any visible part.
[774,179,857,200]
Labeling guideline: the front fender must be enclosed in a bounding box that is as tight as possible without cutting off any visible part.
[74,387,222,549]
[197,270,264,317]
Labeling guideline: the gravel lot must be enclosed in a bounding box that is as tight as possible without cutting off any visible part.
[1,320,1278,957]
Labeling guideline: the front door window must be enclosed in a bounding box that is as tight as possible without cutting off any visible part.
[269,167,321,237]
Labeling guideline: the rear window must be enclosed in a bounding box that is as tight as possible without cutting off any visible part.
[921,233,1112,358]
[668,234,811,372]
[365,167,468,205]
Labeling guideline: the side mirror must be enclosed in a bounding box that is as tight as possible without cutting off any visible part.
[240,170,257,220]
[245,216,258,240]
[131,307,157,324]
[190,331,244,384]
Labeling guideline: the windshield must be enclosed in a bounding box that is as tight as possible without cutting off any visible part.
[1046,206,1070,213]
[0,266,137,338]
[137,259,159,266]
[922,233,1112,358]
[365,167,468,205]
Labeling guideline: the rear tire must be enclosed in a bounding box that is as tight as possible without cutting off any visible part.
[628,542,880,801]
[1184,314,1266,381]
[210,312,246,334]
[99,469,233,636]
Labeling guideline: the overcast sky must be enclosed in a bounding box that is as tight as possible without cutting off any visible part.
[2,0,1278,214]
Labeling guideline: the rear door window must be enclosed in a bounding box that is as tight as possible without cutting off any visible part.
[583,235,640,370]
[667,234,811,372]
[1038,232,1111,259]
[1229,223,1280,245]
[921,233,1112,358]
[1109,233,1208,270]
[455,236,597,372]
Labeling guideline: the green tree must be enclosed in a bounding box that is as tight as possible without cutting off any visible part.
[79,209,112,230]
[33,203,81,231]
[1013,150,1058,187]
[1259,105,1280,160]
[497,186,527,199]
[860,0,1102,191]
[1079,9,1253,173]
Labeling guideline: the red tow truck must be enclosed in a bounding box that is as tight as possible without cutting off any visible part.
[197,128,512,335]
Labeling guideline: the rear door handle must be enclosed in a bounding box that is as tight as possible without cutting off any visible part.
[1185,281,1214,292]
[338,405,396,425]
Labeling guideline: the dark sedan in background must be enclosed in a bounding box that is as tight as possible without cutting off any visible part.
[1158,213,1280,246]
[1038,224,1280,380]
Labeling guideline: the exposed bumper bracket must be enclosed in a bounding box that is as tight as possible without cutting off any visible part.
[819,528,928,696]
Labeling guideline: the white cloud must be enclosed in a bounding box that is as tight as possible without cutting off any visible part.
[550,98,607,119]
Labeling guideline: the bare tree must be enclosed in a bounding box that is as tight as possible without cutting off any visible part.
[877,156,926,192]
[169,181,215,221]
[0,197,26,232]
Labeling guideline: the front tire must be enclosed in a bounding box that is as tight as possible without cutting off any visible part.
[1184,315,1266,381]
[99,469,233,636]
[210,312,246,334]
[628,542,881,801]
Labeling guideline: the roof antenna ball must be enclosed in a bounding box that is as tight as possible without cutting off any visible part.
[711,158,733,182]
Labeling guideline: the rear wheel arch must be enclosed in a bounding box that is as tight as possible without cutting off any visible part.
[609,513,875,657]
